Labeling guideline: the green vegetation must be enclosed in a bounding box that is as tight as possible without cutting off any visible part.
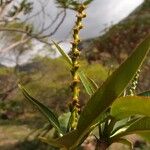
[0,0,150,150]
[20,32,150,150]
[19,2,150,150]
[0,57,108,114]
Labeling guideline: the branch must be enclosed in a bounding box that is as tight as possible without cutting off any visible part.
[40,9,66,38]
[0,37,30,52]
[36,9,64,36]
[0,27,29,34]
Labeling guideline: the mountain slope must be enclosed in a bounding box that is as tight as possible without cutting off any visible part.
[81,0,150,64]
[80,0,150,91]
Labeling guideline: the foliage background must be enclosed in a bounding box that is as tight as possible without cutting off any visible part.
[0,0,150,150]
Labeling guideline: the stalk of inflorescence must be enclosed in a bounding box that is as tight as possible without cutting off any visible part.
[128,69,141,96]
[123,69,141,96]
[69,4,86,130]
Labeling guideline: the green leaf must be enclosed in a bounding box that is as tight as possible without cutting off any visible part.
[42,35,150,149]
[53,127,94,150]
[40,129,80,150]
[49,36,150,149]
[110,119,129,138]
[52,41,72,66]
[19,84,63,134]
[44,114,107,150]
[52,41,98,97]
[111,117,139,136]
[58,112,71,133]
[39,125,80,149]
[83,0,94,5]
[78,71,97,96]
[138,90,150,97]
[40,137,64,148]
[86,76,98,90]
[77,36,150,138]
[111,96,150,120]
[56,129,80,149]
[111,117,150,140]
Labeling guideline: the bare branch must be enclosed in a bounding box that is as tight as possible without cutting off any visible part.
[40,9,67,38]
[0,27,28,34]
[37,9,64,36]
[0,37,30,52]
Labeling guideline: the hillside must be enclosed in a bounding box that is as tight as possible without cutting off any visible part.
[80,0,150,91]
[81,0,150,63]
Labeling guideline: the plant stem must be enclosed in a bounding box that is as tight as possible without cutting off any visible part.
[69,4,86,130]
[124,69,141,96]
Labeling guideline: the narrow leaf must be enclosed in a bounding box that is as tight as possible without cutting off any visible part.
[111,117,139,136]
[84,0,94,5]
[53,128,94,150]
[111,96,150,120]
[58,112,71,133]
[138,90,150,97]
[77,36,150,138]
[40,129,80,149]
[19,84,63,134]
[111,117,150,140]
[40,36,150,149]
[78,71,97,96]
[52,41,72,66]
[86,76,98,90]
[47,129,80,150]
[56,36,150,149]
[40,137,64,148]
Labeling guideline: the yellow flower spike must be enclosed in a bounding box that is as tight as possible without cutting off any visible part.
[69,3,87,131]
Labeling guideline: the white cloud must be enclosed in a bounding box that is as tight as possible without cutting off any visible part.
[0,0,144,66]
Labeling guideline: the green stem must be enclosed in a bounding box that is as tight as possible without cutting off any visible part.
[69,4,86,130]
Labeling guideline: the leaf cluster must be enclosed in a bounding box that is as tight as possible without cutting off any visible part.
[19,35,150,149]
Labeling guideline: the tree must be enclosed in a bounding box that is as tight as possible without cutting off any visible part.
[0,0,94,101]
[0,0,93,53]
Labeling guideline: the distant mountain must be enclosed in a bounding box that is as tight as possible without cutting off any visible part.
[0,64,6,68]
[81,0,150,64]
[17,61,42,73]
